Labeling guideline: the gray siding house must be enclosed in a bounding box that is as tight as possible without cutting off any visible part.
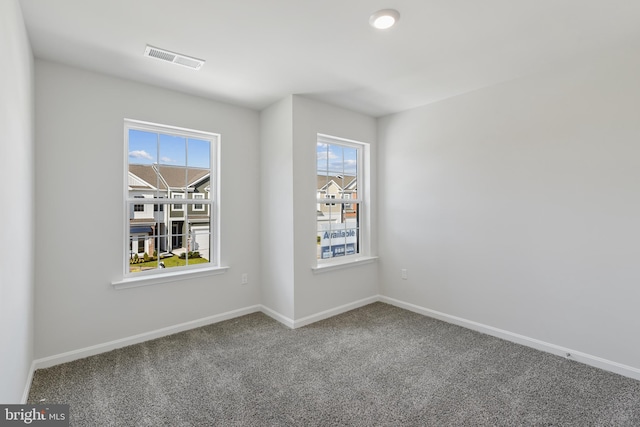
[128,164,211,260]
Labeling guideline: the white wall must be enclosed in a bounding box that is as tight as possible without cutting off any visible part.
[259,95,379,323]
[378,44,640,370]
[260,96,295,319]
[291,96,378,319]
[0,0,35,403]
[34,60,261,359]
[22,6,639,385]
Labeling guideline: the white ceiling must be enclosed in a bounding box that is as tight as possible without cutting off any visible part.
[18,0,640,117]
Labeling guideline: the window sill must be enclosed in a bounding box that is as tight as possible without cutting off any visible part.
[312,256,378,274]
[112,266,229,290]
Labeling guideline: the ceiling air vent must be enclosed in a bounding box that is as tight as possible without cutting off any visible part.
[144,45,205,70]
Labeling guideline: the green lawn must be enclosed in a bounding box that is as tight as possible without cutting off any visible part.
[129,254,208,272]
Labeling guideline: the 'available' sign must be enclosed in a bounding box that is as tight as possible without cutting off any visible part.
[319,220,357,259]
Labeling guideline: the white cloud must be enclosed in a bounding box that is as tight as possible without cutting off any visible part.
[317,151,338,161]
[129,150,153,160]
[160,156,173,163]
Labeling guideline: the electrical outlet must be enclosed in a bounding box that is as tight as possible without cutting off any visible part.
[401,269,408,280]
[241,273,248,285]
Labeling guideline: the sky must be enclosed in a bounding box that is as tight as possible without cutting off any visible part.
[130,131,356,175]
[317,142,357,176]
[128,129,211,169]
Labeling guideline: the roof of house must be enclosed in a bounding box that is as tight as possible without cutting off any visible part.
[317,175,356,192]
[188,215,210,223]
[130,218,156,225]
[129,164,209,191]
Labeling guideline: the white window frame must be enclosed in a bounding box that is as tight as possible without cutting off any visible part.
[315,134,374,270]
[343,193,352,210]
[172,193,184,211]
[193,193,205,211]
[137,235,146,254]
[114,119,226,288]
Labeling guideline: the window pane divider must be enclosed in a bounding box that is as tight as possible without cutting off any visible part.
[316,198,361,203]
[126,199,212,204]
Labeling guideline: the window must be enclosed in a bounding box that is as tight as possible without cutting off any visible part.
[343,193,352,210]
[193,193,205,211]
[316,134,367,262]
[125,119,219,278]
[134,195,144,212]
[172,193,184,211]
[154,198,164,212]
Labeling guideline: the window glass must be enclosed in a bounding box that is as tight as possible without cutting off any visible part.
[316,136,364,261]
[126,120,218,276]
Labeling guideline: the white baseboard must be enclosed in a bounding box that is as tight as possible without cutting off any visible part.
[30,298,377,374]
[380,296,640,382]
[260,296,380,329]
[33,305,262,370]
[259,305,295,329]
[21,361,36,404]
[28,295,640,388]
[293,295,380,328]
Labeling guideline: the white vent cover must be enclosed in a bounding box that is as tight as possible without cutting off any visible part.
[144,45,205,70]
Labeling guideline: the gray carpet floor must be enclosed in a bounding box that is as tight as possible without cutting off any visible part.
[28,302,640,426]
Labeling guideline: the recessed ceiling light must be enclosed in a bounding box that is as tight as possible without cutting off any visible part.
[369,9,400,30]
